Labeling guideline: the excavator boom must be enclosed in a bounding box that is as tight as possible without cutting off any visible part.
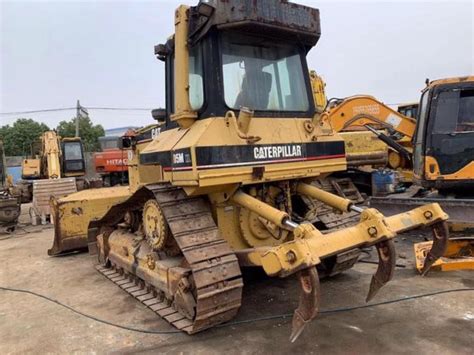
[327,95,416,139]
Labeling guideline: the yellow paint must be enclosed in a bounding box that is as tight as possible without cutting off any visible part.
[21,159,41,179]
[259,203,447,276]
[414,238,474,272]
[48,186,131,255]
[426,75,474,89]
[170,5,197,129]
[309,70,327,112]
[327,95,416,140]
[424,156,474,181]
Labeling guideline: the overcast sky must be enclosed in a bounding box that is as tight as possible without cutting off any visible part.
[1,0,473,130]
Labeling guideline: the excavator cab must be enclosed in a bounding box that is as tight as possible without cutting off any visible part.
[61,138,86,177]
[413,77,474,191]
[397,103,418,119]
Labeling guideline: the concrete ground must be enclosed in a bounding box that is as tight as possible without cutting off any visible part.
[0,222,473,354]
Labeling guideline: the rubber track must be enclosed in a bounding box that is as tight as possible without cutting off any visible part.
[97,184,243,334]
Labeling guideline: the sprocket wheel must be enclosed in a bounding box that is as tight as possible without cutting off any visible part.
[143,199,170,251]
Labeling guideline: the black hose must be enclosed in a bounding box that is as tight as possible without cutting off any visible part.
[1,286,472,335]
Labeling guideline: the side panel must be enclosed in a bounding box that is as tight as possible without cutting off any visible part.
[139,117,347,192]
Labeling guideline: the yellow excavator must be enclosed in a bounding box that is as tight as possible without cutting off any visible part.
[19,130,86,223]
[397,102,418,119]
[312,77,474,270]
[324,94,415,178]
[310,71,474,226]
[49,0,450,341]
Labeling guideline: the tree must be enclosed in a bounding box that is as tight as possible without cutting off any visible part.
[0,118,50,156]
[57,116,105,152]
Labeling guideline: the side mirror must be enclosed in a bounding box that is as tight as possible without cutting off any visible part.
[154,44,170,62]
[151,108,167,123]
[119,137,133,149]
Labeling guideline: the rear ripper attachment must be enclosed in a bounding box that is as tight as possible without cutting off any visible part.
[242,183,450,341]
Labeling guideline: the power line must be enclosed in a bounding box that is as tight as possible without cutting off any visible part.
[85,107,153,111]
[0,106,153,116]
[0,107,76,115]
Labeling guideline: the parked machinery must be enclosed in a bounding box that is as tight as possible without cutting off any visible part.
[397,102,418,119]
[48,125,160,254]
[325,94,416,176]
[19,130,86,222]
[94,135,129,186]
[309,73,474,226]
[0,140,21,233]
[50,0,449,341]
[94,125,161,186]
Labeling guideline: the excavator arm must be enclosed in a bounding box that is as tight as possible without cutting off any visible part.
[309,73,416,171]
[42,131,62,179]
[326,95,416,139]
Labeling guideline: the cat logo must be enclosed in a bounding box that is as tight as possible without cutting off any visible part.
[151,127,160,139]
[253,145,302,160]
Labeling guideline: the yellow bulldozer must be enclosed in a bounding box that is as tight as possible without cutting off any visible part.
[19,130,87,223]
[49,0,451,341]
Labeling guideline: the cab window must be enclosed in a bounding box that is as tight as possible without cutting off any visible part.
[433,89,474,133]
[221,32,309,112]
[189,45,204,111]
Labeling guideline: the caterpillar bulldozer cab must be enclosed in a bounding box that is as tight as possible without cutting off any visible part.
[413,76,474,192]
[51,0,450,341]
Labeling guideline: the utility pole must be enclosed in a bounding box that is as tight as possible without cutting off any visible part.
[75,99,80,137]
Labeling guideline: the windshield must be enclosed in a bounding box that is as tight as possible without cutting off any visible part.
[221,32,309,112]
[64,142,83,160]
[99,137,119,151]
[433,89,474,133]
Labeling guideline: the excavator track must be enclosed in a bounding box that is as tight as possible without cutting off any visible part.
[96,184,243,334]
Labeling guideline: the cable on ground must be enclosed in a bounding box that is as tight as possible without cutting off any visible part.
[1,286,472,334]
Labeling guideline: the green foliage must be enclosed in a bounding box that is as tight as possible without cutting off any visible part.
[0,118,49,156]
[57,116,105,152]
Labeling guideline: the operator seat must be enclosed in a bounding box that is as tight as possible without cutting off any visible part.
[234,71,272,110]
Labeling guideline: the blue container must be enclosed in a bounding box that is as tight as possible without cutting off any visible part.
[7,166,22,184]
[372,170,396,196]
